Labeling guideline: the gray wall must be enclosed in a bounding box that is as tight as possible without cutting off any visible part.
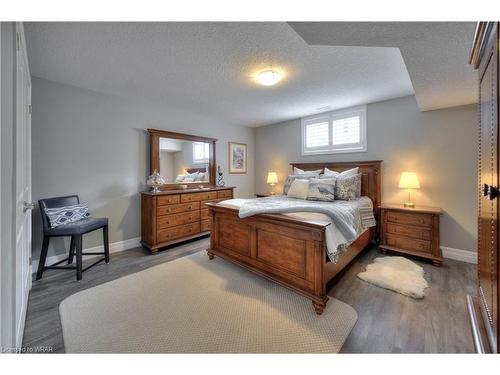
[31,77,255,260]
[255,95,478,252]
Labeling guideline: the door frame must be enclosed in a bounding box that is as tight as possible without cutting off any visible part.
[14,21,32,349]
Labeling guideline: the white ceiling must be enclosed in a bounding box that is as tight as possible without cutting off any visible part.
[289,22,477,111]
[25,22,475,128]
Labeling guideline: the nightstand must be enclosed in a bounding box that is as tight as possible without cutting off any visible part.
[379,203,443,266]
[255,193,272,198]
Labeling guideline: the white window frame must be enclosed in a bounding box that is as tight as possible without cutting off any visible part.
[301,105,367,156]
[192,142,209,164]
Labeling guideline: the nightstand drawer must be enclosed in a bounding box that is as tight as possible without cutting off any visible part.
[385,234,432,253]
[386,211,432,227]
[386,222,432,240]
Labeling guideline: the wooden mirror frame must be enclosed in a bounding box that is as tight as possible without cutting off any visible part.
[148,128,217,190]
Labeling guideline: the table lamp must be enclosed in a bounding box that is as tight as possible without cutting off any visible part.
[267,172,278,195]
[399,172,420,208]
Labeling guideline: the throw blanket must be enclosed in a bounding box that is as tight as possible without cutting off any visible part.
[238,195,374,243]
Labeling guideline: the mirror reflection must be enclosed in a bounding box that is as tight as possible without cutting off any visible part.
[158,137,210,184]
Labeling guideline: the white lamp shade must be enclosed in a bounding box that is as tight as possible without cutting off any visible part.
[267,172,278,184]
[398,172,420,189]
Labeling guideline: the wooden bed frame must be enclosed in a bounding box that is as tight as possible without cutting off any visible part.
[206,161,382,314]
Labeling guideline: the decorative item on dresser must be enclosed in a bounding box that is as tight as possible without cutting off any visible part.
[142,128,235,253]
[467,22,500,354]
[141,186,234,254]
[206,160,382,315]
[379,204,443,266]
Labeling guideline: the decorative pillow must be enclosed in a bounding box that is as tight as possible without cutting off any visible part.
[287,179,310,200]
[335,173,362,200]
[175,174,185,182]
[321,167,359,179]
[294,167,323,175]
[307,178,336,201]
[283,172,320,194]
[45,203,90,228]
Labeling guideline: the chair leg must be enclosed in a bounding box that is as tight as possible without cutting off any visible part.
[103,226,110,263]
[36,236,50,280]
[75,235,83,281]
[68,236,76,264]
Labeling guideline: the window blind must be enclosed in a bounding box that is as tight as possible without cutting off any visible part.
[305,120,329,148]
[331,116,361,145]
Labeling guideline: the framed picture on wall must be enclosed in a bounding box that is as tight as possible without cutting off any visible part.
[228,142,247,174]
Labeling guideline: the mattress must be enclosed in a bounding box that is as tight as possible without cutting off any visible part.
[217,196,374,262]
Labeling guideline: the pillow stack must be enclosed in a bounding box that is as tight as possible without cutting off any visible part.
[284,167,362,201]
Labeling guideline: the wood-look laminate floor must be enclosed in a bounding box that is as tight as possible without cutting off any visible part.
[23,238,476,353]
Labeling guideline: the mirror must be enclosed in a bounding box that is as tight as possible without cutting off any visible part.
[148,129,216,189]
[159,138,210,183]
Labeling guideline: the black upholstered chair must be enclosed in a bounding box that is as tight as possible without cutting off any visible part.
[36,195,109,281]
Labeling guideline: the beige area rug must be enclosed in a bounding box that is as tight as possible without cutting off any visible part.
[59,251,358,353]
[357,256,429,299]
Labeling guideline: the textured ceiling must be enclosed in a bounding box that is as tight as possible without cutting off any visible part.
[25,22,414,127]
[289,22,477,112]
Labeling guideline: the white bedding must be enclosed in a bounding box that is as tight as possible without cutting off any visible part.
[217,196,374,262]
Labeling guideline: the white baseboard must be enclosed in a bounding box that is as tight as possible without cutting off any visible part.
[32,236,141,274]
[441,246,477,264]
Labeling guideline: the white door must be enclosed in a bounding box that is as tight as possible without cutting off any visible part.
[14,22,32,348]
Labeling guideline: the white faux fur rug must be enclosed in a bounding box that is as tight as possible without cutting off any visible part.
[357,256,428,298]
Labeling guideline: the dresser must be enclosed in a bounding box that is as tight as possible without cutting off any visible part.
[379,203,443,266]
[141,186,234,253]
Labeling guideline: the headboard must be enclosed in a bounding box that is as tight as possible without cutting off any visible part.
[289,160,382,212]
[186,167,207,174]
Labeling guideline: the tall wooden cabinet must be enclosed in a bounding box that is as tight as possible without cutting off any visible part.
[467,22,499,353]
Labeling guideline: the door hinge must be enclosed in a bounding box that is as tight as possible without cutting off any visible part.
[29,256,32,266]
[16,32,20,51]
[28,104,32,114]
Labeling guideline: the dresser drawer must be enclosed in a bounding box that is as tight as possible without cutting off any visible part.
[386,211,432,228]
[157,195,180,206]
[201,219,211,232]
[157,211,200,229]
[157,223,201,243]
[180,191,218,203]
[385,234,431,253]
[386,222,431,241]
[157,202,200,216]
[217,190,233,199]
[200,208,210,220]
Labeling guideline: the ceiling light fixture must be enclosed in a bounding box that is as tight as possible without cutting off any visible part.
[257,70,281,86]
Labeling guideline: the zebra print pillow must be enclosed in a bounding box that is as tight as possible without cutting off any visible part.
[45,204,90,228]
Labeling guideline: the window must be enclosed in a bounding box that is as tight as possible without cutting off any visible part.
[193,142,210,164]
[301,105,367,155]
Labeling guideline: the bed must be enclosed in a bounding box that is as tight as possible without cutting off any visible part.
[205,161,382,314]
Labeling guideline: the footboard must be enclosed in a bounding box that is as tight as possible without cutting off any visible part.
[206,203,330,314]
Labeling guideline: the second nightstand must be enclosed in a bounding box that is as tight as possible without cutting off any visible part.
[379,203,443,266]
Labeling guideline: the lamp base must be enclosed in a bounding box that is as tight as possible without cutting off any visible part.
[403,202,415,208]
